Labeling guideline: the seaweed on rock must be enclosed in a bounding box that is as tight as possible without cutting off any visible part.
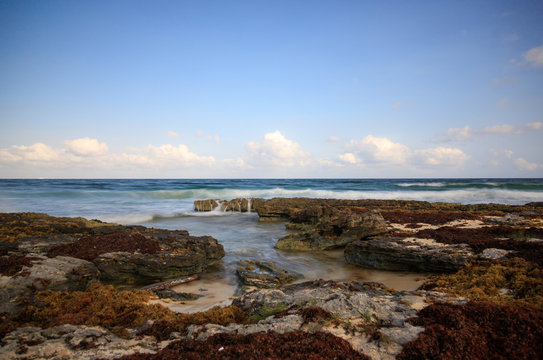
[398,302,543,360]
[47,233,161,261]
[111,331,370,360]
[413,226,543,266]
[419,257,543,309]
[18,283,247,340]
[381,209,481,225]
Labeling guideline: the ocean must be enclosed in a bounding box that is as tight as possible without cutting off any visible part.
[1,178,542,310]
[0,178,541,222]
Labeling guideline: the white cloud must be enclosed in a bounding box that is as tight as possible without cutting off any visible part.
[392,102,406,109]
[245,131,310,167]
[414,147,469,167]
[343,135,468,169]
[327,136,342,142]
[121,144,215,167]
[167,131,179,138]
[446,126,474,141]
[515,158,539,171]
[338,152,359,164]
[0,138,215,174]
[64,137,108,156]
[524,45,543,67]
[526,122,543,130]
[12,143,63,162]
[444,122,539,141]
[482,124,516,134]
[347,135,410,165]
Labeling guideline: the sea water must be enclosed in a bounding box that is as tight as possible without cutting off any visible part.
[1,179,542,311]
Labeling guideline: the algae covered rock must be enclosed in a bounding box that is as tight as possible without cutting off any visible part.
[276,208,388,250]
[235,260,301,288]
[345,236,475,273]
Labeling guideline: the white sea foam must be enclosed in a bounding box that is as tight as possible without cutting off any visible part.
[134,187,543,205]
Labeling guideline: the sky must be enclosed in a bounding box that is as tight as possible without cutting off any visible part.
[0,0,542,178]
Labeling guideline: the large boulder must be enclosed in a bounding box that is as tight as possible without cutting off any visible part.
[344,236,475,273]
[276,207,388,250]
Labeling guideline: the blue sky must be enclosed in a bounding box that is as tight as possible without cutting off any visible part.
[1,0,542,178]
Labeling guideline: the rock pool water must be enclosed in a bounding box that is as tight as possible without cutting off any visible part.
[144,212,426,312]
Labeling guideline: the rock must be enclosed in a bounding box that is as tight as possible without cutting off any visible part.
[486,214,527,226]
[193,198,265,213]
[345,237,475,273]
[0,213,225,284]
[192,198,543,219]
[93,234,224,283]
[235,260,301,288]
[229,280,465,360]
[0,255,100,315]
[276,208,388,250]
[153,289,203,301]
[141,275,199,292]
[479,248,512,260]
[0,325,163,359]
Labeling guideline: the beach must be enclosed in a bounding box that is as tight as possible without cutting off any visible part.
[1,179,543,359]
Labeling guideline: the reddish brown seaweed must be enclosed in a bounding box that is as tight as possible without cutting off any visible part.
[47,233,161,261]
[398,302,543,360]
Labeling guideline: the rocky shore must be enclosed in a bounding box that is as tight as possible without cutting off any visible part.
[1,198,543,359]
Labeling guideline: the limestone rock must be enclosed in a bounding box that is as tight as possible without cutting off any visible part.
[0,255,99,315]
[479,248,512,260]
[94,234,225,283]
[276,208,388,250]
[0,325,163,360]
[345,237,475,273]
[235,260,301,288]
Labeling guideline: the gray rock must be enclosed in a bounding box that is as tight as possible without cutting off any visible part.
[235,260,301,288]
[479,248,512,260]
[0,255,99,314]
[0,325,162,360]
[153,289,203,301]
[345,236,475,273]
[94,234,225,282]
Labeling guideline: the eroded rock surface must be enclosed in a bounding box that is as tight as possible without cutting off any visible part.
[0,324,164,360]
[345,237,475,273]
[276,207,388,250]
[235,260,300,288]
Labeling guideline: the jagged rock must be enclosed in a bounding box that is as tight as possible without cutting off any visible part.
[235,260,301,288]
[345,237,475,273]
[486,214,527,226]
[93,234,224,283]
[479,248,512,260]
[193,198,265,213]
[0,213,225,284]
[153,289,203,301]
[276,208,388,250]
[225,280,466,360]
[192,198,543,219]
[0,325,164,360]
[0,255,99,315]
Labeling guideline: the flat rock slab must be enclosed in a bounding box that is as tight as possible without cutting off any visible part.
[345,237,475,273]
[236,260,301,288]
